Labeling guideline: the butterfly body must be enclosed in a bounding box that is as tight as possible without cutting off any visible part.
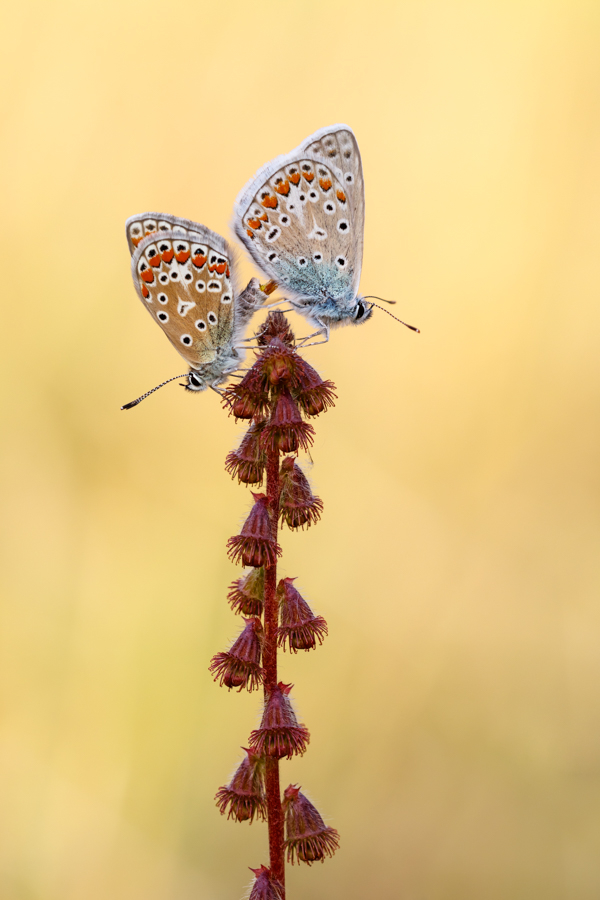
[126,213,266,392]
[233,124,372,336]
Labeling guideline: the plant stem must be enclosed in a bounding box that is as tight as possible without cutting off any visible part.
[264,444,285,890]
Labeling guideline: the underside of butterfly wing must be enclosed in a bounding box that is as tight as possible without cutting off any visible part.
[131,229,236,369]
[234,125,364,308]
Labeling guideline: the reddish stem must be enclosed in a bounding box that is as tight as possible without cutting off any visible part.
[264,445,285,891]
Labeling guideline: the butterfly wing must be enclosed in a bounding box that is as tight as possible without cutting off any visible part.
[233,125,364,307]
[129,219,237,368]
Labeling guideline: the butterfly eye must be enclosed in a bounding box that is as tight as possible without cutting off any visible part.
[189,373,203,388]
[195,319,207,331]
[207,312,217,325]
[180,334,193,346]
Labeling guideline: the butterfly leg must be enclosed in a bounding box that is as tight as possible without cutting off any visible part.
[296,320,330,348]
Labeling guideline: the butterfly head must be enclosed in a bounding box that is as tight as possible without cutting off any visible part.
[185,370,210,392]
[353,298,373,325]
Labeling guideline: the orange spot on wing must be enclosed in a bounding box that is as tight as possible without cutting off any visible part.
[193,254,207,268]
[259,213,268,222]
[275,180,290,195]
[289,172,301,185]
[319,177,332,191]
[149,255,161,267]
[140,270,154,283]
[261,194,278,209]
[336,190,347,203]
[226,266,230,277]
[175,250,190,263]
[248,218,262,230]
[247,229,255,239]
[303,171,314,182]
[161,249,174,263]
[141,285,150,298]
[131,235,143,246]
[210,263,227,274]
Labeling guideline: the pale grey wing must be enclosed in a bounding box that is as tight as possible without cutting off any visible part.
[300,126,364,298]
[125,212,233,268]
[131,228,236,368]
[233,124,363,303]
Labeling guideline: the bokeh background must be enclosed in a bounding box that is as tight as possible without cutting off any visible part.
[2,1,600,897]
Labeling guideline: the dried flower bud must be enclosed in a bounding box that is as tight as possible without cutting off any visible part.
[277,578,328,652]
[215,749,267,822]
[256,309,295,347]
[260,390,315,454]
[292,359,337,416]
[225,420,267,485]
[227,566,265,616]
[209,617,264,691]
[249,682,310,759]
[227,493,281,568]
[248,865,285,900]
[279,457,324,529]
[283,785,340,865]
[223,368,270,420]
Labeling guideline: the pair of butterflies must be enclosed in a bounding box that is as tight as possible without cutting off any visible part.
[124,124,414,408]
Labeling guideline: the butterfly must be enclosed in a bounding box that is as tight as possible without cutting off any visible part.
[233,124,374,342]
[123,213,273,408]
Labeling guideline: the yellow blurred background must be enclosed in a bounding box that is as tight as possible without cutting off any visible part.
[1,1,599,897]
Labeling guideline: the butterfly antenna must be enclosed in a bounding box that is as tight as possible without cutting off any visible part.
[362,296,420,333]
[121,373,189,410]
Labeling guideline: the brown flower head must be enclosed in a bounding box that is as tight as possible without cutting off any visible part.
[292,359,337,417]
[215,748,267,822]
[283,785,340,865]
[225,419,267,485]
[227,566,265,617]
[260,389,315,454]
[248,682,310,759]
[279,456,324,529]
[226,493,281,568]
[277,577,328,652]
[209,617,264,691]
[223,367,270,420]
[256,309,295,348]
[248,865,285,900]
